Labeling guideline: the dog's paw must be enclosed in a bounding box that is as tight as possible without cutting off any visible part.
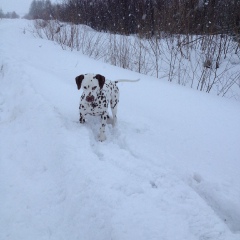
[98,133,106,142]
[112,118,117,127]
[79,118,85,124]
[107,117,114,125]
[107,117,117,127]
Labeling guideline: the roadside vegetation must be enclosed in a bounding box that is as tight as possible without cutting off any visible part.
[27,0,240,99]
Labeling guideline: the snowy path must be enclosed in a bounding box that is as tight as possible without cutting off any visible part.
[0,19,240,240]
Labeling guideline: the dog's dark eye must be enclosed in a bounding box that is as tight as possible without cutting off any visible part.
[92,86,97,90]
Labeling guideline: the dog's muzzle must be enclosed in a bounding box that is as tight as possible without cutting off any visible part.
[86,95,94,102]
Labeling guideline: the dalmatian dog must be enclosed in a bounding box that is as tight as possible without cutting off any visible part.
[75,73,139,141]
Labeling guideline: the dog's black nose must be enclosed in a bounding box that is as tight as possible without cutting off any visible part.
[86,96,94,102]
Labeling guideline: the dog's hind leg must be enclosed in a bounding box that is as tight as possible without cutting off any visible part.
[110,89,119,126]
[111,105,118,126]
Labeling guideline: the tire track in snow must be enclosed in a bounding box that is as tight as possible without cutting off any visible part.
[83,119,233,240]
[83,118,239,240]
[189,174,240,234]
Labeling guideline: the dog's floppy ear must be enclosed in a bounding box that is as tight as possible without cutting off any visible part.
[75,75,84,90]
[95,74,105,89]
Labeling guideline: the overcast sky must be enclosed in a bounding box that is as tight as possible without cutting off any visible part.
[0,0,59,16]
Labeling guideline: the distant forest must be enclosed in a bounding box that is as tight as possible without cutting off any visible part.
[0,9,19,19]
[25,0,240,36]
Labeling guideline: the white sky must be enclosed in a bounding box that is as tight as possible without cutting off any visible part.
[0,0,59,16]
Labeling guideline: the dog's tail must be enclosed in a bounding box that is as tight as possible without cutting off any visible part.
[114,79,140,83]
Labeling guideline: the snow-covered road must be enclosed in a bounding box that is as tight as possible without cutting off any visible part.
[0,19,240,240]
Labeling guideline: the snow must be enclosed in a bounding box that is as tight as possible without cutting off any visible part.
[0,19,240,240]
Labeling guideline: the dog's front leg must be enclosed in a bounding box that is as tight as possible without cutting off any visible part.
[98,111,108,141]
[79,112,86,123]
[79,103,86,123]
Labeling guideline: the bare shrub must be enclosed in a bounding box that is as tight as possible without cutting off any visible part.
[131,36,152,75]
[30,20,240,99]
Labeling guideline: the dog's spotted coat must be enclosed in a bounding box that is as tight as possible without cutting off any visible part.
[75,73,139,141]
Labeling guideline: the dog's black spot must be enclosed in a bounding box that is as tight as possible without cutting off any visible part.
[91,102,98,108]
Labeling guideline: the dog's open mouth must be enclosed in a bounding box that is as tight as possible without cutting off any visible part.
[86,96,94,102]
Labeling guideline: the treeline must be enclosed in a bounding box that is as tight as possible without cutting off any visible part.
[24,0,52,20]
[26,0,240,36]
[0,9,19,19]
